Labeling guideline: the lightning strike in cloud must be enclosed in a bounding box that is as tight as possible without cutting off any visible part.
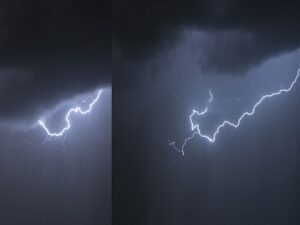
[170,68,300,155]
[208,89,213,103]
[38,89,102,137]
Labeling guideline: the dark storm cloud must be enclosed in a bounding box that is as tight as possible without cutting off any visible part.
[0,0,110,122]
[112,1,300,224]
[0,0,110,58]
[114,0,300,74]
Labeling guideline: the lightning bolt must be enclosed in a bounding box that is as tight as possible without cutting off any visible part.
[38,89,102,137]
[170,68,300,155]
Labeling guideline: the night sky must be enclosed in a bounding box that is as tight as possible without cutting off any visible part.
[1,1,300,225]
[113,1,300,225]
[0,1,111,225]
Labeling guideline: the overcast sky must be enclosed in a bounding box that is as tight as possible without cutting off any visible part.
[1,0,300,225]
[113,1,300,224]
[0,1,111,225]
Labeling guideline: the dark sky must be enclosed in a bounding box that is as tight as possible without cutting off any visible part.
[2,1,300,225]
[113,1,300,225]
[0,1,111,225]
[0,0,110,123]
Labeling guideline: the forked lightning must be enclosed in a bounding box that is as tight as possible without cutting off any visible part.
[170,69,300,155]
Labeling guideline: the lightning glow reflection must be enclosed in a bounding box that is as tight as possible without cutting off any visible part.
[170,68,300,155]
[38,89,102,137]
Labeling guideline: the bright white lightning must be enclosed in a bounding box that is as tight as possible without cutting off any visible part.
[170,68,300,155]
[38,89,102,137]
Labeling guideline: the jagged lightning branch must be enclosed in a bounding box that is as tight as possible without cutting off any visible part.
[170,68,300,155]
[38,89,102,137]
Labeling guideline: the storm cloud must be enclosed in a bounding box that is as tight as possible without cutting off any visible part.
[113,1,300,224]
[0,0,110,122]
[114,0,300,78]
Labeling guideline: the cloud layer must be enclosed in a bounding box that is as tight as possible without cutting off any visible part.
[0,0,110,122]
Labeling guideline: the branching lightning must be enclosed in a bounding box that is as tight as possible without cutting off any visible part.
[170,68,300,155]
[38,89,102,137]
